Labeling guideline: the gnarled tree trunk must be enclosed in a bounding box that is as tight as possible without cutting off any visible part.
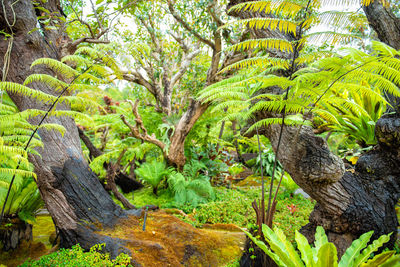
[0,0,133,257]
[166,100,209,168]
[265,119,400,256]
[229,0,400,259]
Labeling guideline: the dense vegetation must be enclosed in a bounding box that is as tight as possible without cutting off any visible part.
[1,0,400,266]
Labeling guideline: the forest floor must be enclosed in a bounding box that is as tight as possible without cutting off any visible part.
[1,175,314,266]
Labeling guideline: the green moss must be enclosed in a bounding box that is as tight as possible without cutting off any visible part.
[21,244,132,267]
[113,187,174,208]
[32,215,55,248]
[184,187,314,243]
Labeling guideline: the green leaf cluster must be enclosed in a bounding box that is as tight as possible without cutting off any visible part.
[245,225,400,267]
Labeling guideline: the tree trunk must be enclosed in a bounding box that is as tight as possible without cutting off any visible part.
[228,0,400,257]
[363,0,400,111]
[363,0,400,50]
[263,117,400,256]
[0,219,32,251]
[78,126,144,193]
[0,0,132,257]
[166,100,208,169]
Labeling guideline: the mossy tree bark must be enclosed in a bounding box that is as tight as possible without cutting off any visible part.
[0,0,133,257]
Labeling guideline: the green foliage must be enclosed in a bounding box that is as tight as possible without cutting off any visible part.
[249,148,283,177]
[186,144,231,185]
[313,45,395,146]
[21,243,132,266]
[167,160,215,207]
[0,46,120,223]
[245,225,398,267]
[199,0,400,148]
[134,161,173,194]
[189,187,313,241]
[0,98,46,223]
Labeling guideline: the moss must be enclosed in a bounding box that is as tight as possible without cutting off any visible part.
[99,211,246,266]
[0,215,55,266]
[113,187,174,209]
[185,187,314,243]
[32,215,55,248]
[0,241,48,267]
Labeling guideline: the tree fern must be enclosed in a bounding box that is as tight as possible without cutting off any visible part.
[0,45,119,223]
[135,161,173,195]
[167,159,215,207]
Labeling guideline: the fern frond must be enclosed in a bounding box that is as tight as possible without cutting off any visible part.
[221,56,290,73]
[23,74,67,92]
[295,51,335,65]
[226,38,294,53]
[228,0,304,19]
[31,58,79,79]
[222,18,298,35]
[304,31,360,45]
[318,11,357,28]
[61,55,92,66]
[246,115,310,134]
[0,103,16,113]
[317,0,374,7]
[0,168,36,179]
[0,82,55,103]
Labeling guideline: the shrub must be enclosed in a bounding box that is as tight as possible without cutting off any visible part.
[21,243,132,267]
[168,160,215,207]
[134,161,173,195]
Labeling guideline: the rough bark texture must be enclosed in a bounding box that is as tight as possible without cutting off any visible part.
[167,100,209,168]
[0,0,132,257]
[363,0,400,50]
[0,220,32,251]
[78,126,143,194]
[363,0,400,111]
[263,120,400,256]
[228,0,400,260]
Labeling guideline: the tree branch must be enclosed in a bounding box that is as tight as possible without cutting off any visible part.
[170,48,201,89]
[122,71,158,97]
[167,1,215,49]
[120,100,167,156]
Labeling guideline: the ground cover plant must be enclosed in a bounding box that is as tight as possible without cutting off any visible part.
[1,0,400,266]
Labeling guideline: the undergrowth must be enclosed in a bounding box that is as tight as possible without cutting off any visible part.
[124,182,314,243]
[21,243,132,267]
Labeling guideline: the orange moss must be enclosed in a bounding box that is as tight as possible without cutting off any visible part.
[100,210,246,266]
[0,241,48,267]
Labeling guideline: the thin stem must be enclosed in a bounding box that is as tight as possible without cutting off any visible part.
[256,127,265,224]
[265,0,312,224]
[0,63,97,225]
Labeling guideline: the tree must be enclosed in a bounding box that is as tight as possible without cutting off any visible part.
[0,0,133,257]
[207,0,400,258]
[114,0,246,169]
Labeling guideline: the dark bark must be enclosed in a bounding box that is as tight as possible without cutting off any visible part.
[363,0,400,111]
[77,126,143,193]
[77,127,103,159]
[0,219,32,251]
[0,0,135,256]
[262,119,400,256]
[363,0,400,50]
